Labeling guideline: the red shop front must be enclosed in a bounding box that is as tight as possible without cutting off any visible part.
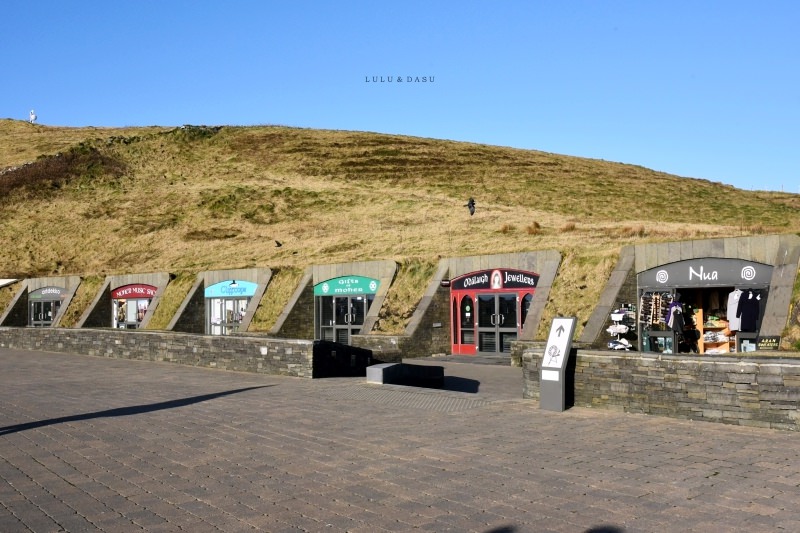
[450,269,539,356]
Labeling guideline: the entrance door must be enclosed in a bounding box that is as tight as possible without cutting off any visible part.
[319,295,371,345]
[208,297,250,335]
[477,293,518,354]
[30,300,60,327]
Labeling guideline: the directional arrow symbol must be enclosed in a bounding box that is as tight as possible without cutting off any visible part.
[556,325,565,337]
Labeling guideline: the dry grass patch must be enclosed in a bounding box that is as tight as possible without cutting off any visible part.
[249,267,306,332]
[560,222,577,232]
[541,248,618,339]
[59,276,105,328]
[525,221,542,235]
[146,272,197,330]
[3,120,800,338]
[499,223,516,234]
[376,258,439,334]
[0,282,23,317]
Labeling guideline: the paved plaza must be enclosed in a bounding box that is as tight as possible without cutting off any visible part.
[1,347,800,532]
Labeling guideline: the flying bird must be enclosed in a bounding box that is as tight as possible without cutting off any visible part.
[464,197,475,216]
[275,240,283,247]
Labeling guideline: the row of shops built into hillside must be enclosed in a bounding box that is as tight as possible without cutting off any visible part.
[2,234,800,358]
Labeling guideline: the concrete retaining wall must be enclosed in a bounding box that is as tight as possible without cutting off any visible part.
[523,347,800,430]
[0,327,313,378]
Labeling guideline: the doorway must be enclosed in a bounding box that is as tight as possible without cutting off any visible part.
[30,300,60,327]
[477,293,519,354]
[450,268,538,356]
[28,286,67,327]
[208,297,250,335]
[318,294,373,345]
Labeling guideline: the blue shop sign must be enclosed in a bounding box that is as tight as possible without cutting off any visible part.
[205,280,258,298]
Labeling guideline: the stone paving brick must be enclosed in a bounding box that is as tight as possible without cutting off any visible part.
[5,347,800,532]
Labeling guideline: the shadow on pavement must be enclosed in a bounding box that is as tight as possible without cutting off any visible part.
[0,385,273,436]
[442,376,481,393]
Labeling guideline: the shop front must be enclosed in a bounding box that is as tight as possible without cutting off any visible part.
[314,276,379,345]
[450,268,538,355]
[205,279,257,335]
[638,258,772,354]
[28,286,66,327]
[112,284,157,329]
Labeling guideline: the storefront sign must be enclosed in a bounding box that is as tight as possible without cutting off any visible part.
[638,258,773,288]
[205,280,258,298]
[451,269,539,291]
[314,276,380,296]
[28,286,66,300]
[111,284,157,299]
[756,336,781,351]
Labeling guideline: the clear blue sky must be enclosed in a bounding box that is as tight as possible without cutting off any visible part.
[3,1,798,192]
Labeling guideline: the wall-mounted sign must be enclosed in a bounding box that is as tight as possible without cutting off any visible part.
[314,276,380,296]
[29,286,66,300]
[638,258,773,288]
[756,336,781,351]
[111,284,157,299]
[205,280,258,298]
[451,269,539,291]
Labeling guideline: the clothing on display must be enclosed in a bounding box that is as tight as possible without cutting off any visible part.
[736,290,762,332]
[727,289,743,332]
[640,292,671,326]
[667,299,685,332]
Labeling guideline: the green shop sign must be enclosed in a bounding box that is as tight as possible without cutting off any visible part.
[314,276,380,296]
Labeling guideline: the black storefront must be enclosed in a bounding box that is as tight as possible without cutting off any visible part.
[638,258,773,354]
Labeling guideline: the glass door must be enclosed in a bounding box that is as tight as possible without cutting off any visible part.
[30,300,59,327]
[318,295,373,345]
[208,297,250,335]
[477,293,518,354]
[333,296,351,344]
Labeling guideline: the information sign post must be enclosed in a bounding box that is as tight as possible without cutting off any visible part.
[539,317,577,412]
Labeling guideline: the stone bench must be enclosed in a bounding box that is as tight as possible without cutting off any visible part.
[366,363,444,388]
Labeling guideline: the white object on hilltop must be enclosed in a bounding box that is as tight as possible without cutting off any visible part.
[29,110,37,123]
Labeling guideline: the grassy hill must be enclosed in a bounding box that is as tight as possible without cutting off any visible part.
[2,118,799,339]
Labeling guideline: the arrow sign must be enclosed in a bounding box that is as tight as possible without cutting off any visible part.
[540,316,578,412]
[541,317,576,370]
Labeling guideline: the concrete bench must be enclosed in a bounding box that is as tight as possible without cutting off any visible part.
[367,363,444,388]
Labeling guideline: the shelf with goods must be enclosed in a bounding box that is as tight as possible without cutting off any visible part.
[697,309,734,354]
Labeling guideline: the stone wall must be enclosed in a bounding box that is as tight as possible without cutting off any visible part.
[0,327,313,378]
[523,348,800,430]
[351,284,451,361]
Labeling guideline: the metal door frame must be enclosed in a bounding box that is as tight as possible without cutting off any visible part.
[30,300,59,327]
[317,294,373,345]
[476,292,519,355]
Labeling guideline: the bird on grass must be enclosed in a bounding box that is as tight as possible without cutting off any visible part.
[464,197,475,216]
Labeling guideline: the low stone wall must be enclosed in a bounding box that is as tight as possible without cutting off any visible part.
[523,348,800,430]
[351,334,408,363]
[0,327,313,378]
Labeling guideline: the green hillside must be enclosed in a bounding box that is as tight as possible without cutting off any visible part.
[2,119,799,338]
